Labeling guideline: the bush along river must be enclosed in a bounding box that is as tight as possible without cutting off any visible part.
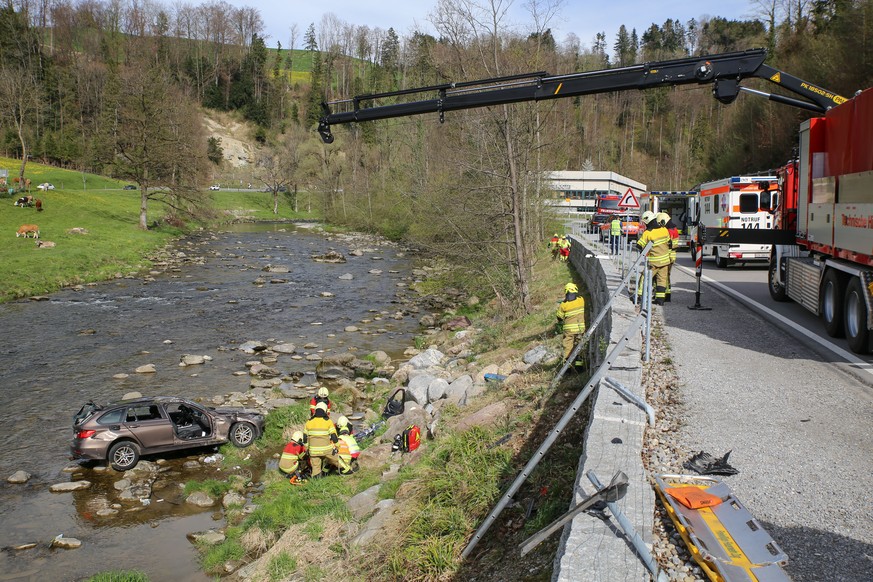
[0,222,440,581]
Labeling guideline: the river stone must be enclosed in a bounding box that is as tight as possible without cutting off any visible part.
[271,343,296,354]
[117,483,152,502]
[50,480,92,492]
[239,341,268,354]
[344,326,359,332]
[250,378,281,389]
[305,354,322,361]
[249,363,279,377]
[113,373,130,379]
[113,478,131,491]
[446,375,474,406]
[51,535,82,549]
[356,443,394,471]
[7,470,31,484]
[347,484,381,519]
[11,543,37,551]
[443,316,472,331]
[298,371,317,386]
[407,374,434,405]
[349,249,364,256]
[96,508,119,517]
[408,348,445,370]
[368,351,391,366]
[419,314,436,327]
[338,273,354,280]
[262,265,289,273]
[320,291,335,297]
[428,378,449,402]
[186,491,215,507]
[222,491,246,508]
[312,251,347,263]
[180,354,206,366]
[369,269,382,274]
[187,530,226,545]
[134,364,156,374]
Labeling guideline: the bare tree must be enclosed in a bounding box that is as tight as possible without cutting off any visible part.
[256,131,302,214]
[0,64,42,185]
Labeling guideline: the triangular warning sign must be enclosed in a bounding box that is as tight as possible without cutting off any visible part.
[770,72,781,83]
[618,188,640,209]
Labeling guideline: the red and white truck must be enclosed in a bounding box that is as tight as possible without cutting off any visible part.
[768,87,873,353]
[697,176,778,267]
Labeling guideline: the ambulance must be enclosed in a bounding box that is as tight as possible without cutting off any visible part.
[696,176,777,268]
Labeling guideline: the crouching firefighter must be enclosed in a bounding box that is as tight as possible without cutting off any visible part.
[637,211,672,305]
[304,402,342,478]
[556,283,586,366]
[335,416,361,475]
[279,431,309,484]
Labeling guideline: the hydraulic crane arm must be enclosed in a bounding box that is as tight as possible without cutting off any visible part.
[318,48,845,143]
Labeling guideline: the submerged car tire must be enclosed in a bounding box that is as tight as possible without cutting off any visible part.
[108,440,140,471]
[230,422,256,447]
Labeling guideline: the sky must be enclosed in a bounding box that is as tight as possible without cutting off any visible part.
[236,1,758,51]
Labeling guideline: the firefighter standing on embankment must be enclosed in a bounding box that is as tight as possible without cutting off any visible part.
[556,283,586,365]
[657,211,679,302]
[637,211,672,305]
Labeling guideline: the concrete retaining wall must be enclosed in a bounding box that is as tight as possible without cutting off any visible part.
[552,235,654,582]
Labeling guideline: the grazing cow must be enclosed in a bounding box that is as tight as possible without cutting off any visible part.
[16,224,39,238]
[14,195,33,207]
[35,199,43,212]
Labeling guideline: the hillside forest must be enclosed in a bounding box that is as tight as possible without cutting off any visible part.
[1,0,871,312]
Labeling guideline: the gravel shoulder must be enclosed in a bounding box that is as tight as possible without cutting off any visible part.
[656,265,873,582]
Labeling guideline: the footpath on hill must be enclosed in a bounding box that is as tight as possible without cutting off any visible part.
[653,260,873,581]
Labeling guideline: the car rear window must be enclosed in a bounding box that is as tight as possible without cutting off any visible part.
[126,405,162,421]
[98,409,125,425]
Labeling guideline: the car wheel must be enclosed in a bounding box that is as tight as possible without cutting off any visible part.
[230,422,256,447]
[714,247,727,268]
[108,441,140,471]
[821,269,844,337]
[844,277,871,354]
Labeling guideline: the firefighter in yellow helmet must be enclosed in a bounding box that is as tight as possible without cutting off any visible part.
[303,402,341,477]
[279,431,309,484]
[556,282,586,364]
[335,416,361,475]
[309,386,332,418]
[657,211,679,302]
[637,211,672,305]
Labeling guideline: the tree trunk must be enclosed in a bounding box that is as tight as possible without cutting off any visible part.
[502,106,532,314]
[273,190,279,214]
[139,188,149,230]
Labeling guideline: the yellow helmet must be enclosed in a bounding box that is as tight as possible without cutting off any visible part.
[315,402,328,413]
[291,431,304,443]
[336,415,349,428]
[565,283,578,294]
[317,387,329,398]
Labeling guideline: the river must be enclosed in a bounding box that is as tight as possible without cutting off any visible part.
[0,223,425,581]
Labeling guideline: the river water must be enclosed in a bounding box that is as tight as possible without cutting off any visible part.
[0,223,424,581]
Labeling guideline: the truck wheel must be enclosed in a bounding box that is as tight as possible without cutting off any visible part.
[844,277,871,354]
[714,247,727,269]
[768,255,788,302]
[821,270,845,337]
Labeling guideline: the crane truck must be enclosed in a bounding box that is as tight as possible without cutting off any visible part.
[317,48,873,353]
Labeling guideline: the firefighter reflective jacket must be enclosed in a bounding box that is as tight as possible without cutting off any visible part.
[304,416,338,456]
[557,296,586,334]
[309,396,332,417]
[279,441,306,474]
[338,433,360,461]
[637,226,672,266]
[610,219,622,235]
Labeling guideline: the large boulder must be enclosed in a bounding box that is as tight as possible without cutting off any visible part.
[445,375,474,406]
[347,484,381,519]
[381,403,431,444]
[352,499,397,547]
[406,374,434,405]
[428,378,449,402]
[407,348,444,370]
[50,480,92,493]
[186,491,215,507]
[523,345,552,366]
[356,443,394,471]
[455,401,510,432]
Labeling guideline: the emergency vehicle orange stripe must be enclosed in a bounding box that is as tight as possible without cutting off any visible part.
[700,185,731,196]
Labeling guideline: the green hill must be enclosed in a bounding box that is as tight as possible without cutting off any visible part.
[0,158,318,302]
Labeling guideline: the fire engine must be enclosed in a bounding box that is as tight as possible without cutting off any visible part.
[696,176,778,267]
[766,88,873,353]
[316,48,873,352]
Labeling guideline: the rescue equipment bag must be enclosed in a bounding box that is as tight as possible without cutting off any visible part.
[401,424,421,452]
[382,388,405,419]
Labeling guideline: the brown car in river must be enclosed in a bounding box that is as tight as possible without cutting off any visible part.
[71,396,265,471]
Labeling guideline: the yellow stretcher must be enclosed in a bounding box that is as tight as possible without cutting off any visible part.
[653,474,791,582]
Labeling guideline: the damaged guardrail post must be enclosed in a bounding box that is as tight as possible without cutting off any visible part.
[519,471,629,556]
[602,376,655,426]
[587,470,669,582]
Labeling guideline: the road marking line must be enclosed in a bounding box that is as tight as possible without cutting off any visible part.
[676,265,873,378]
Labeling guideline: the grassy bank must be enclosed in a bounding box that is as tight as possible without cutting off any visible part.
[0,158,319,302]
[195,248,591,580]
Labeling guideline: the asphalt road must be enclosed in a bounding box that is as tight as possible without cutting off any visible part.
[673,251,873,379]
[660,253,873,582]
